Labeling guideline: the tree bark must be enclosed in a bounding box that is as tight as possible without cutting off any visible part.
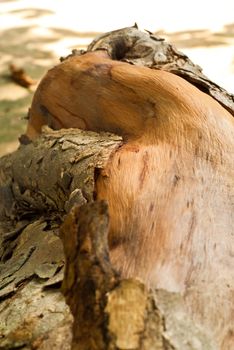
[0,27,234,350]
[0,128,215,349]
[0,129,217,350]
[61,201,216,350]
[0,128,121,349]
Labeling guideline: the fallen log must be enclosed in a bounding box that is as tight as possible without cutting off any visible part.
[0,27,233,349]
[24,26,234,348]
[0,129,215,350]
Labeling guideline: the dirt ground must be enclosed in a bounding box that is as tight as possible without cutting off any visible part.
[0,1,233,156]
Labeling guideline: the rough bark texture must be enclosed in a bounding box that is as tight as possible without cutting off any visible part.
[0,130,218,350]
[0,128,121,222]
[0,128,215,350]
[0,128,122,349]
[1,27,234,349]
[61,201,215,350]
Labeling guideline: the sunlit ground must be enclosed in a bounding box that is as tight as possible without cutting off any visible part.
[0,0,234,155]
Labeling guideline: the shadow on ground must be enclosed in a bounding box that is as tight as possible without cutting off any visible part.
[159,23,234,48]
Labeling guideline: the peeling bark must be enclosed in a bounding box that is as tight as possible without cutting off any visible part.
[0,128,122,222]
[0,128,217,350]
[1,27,234,350]
[61,201,216,350]
[0,129,121,349]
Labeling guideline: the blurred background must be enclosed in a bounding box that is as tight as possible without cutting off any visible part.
[0,0,234,156]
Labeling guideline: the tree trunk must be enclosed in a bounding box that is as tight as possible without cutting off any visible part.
[0,128,215,349]
[0,26,233,349]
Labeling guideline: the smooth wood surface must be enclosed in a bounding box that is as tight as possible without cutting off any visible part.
[25,42,234,349]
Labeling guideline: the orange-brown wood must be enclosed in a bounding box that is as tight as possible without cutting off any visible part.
[26,51,234,348]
